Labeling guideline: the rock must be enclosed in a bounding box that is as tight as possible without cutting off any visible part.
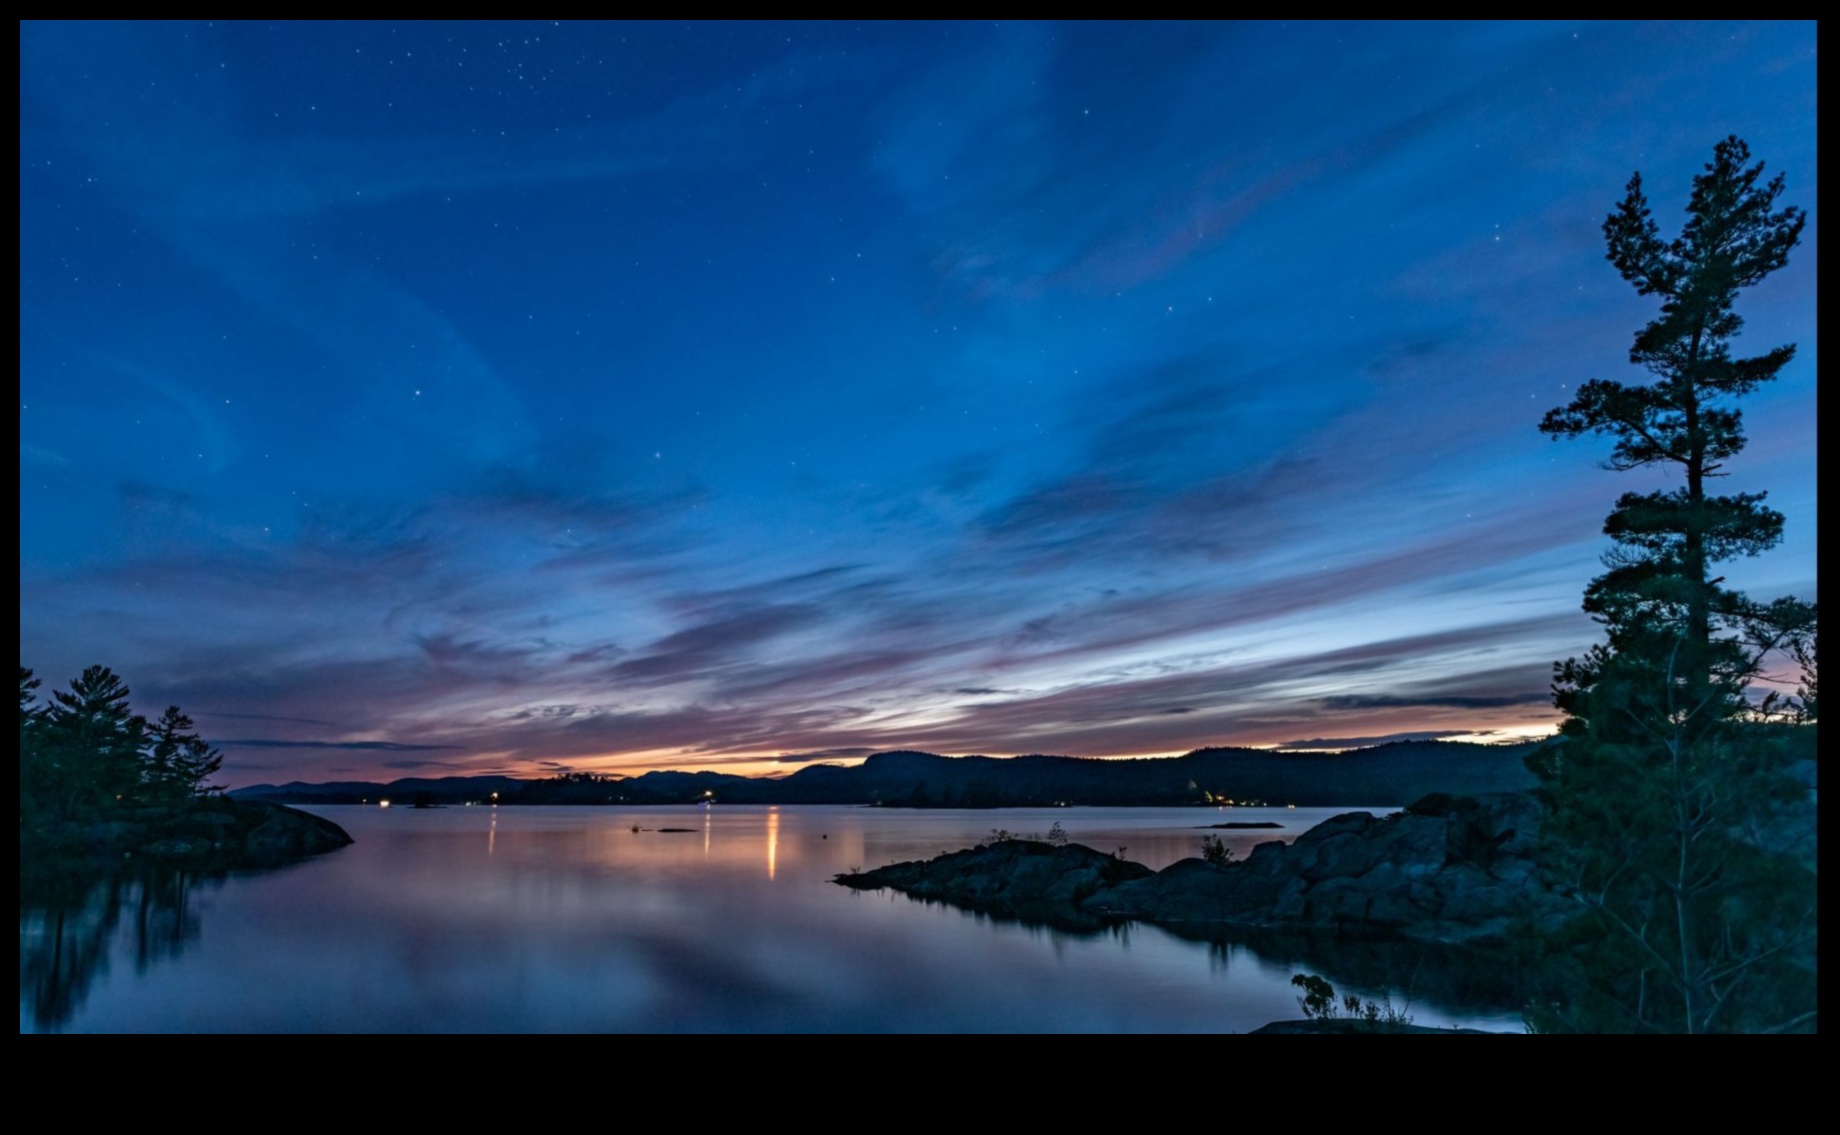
[139,838,211,858]
[1302,875,1373,924]
[836,790,1563,948]
[1269,875,1311,921]
[1242,839,1291,874]
[1086,857,1273,923]
[23,798,352,869]
[1365,874,1443,928]
[837,840,1151,921]
[1286,812,1384,881]
[239,801,353,862]
[1086,798,1532,939]
[1248,1019,1498,1034]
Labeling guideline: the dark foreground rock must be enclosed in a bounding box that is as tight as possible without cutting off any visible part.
[836,792,1569,946]
[23,797,353,868]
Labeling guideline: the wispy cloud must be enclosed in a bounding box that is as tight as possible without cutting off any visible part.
[19,23,1814,785]
[222,739,463,752]
[1273,730,1476,751]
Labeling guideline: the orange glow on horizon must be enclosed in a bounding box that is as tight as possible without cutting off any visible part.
[427,709,1564,782]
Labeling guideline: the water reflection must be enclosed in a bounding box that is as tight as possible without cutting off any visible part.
[20,861,218,1030]
[766,808,778,881]
[20,805,1528,1032]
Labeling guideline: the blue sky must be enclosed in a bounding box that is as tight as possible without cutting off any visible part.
[19,22,1818,785]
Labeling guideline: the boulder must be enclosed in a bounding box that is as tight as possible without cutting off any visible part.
[240,802,354,862]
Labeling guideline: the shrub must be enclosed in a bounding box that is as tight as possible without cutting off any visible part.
[1290,974,1413,1029]
[1199,834,1234,866]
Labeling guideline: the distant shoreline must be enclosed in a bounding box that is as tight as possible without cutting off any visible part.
[232,739,1541,809]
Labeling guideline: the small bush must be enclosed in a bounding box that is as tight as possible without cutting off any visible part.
[1200,834,1235,866]
[1290,974,1414,1029]
[984,821,1070,847]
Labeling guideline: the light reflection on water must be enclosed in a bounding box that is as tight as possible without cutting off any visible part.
[20,805,1526,1033]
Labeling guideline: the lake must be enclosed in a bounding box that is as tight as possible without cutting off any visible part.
[21,804,1527,1032]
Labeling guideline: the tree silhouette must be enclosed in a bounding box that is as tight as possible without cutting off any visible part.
[145,706,226,803]
[1540,135,1812,735]
[41,665,148,815]
[21,664,225,817]
[1531,137,1816,1033]
[20,666,41,725]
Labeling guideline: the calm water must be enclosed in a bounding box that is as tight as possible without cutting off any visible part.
[21,804,1525,1032]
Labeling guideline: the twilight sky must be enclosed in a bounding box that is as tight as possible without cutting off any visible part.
[20,22,1818,786]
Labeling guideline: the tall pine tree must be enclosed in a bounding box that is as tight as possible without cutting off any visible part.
[1532,137,1816,1033]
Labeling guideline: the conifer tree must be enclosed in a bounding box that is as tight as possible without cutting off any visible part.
[20,666,41,724]
[43,665,148,813]
[146,706,225,801]
[1533,137,1816,1033]
[20,666,46,807]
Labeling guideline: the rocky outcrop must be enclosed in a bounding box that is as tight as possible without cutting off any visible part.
[1087,792,1568,943]
[837,792,1569,945]
[837,839,1152,926]
[23,797,353,868]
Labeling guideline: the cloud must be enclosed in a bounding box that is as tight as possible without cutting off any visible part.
[872,23,1052,216]
[1318,692,1551,711]
[25,23,1807,788]
[191,709,337,727]
[1273,730,1475,750]
[221,739,464,752]
[775,747,874,763]
[610,603,827,682]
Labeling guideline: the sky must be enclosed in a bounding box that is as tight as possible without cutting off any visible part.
[19,21,1818,786]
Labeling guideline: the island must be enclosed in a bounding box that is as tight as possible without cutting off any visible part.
[25,794,352,869]
[20,665,354,871]
[836,792,1567,945]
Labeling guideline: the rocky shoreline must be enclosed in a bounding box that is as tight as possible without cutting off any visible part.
[22,797,353,869]
[1246,1019,1498,1034]
[836,791,1569,946]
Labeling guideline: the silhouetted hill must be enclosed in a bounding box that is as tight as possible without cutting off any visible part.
[232,740,1540,807]
[773,741,1539,806]
[231,774,525,805]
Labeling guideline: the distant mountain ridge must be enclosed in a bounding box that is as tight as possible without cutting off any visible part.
[232,739,1542,807]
